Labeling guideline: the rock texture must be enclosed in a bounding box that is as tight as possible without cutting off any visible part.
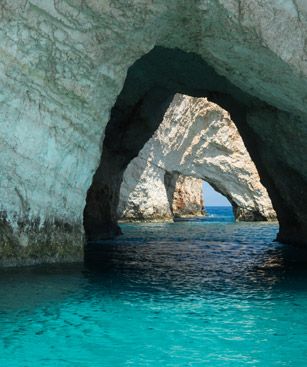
[118,170,205,222]
[118,95,276,222]
[0,1,306,266]
[171,175,205,219]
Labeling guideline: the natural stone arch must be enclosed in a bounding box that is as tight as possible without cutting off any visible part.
[117,94,276,223]
[1,2,307,266]
[84,46,305,246]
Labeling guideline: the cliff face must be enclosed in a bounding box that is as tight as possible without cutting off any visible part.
[118,170,205,222]
[171,176,205,219]
[118,163,173,222]
[118,95,275,222]
[0,1,307,265]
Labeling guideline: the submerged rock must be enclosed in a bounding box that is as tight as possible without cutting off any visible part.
[118,95,276,222]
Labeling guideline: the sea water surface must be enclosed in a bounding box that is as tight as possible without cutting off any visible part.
[1,207,307,366]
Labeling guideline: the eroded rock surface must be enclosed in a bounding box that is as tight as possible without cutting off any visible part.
[171,175,205,219]
[118,170,205,222]
[118,95,276,222]
[0,1,307,265]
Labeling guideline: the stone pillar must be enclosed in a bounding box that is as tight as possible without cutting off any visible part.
[171,175,205,218]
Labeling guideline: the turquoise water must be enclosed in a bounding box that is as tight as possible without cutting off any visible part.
[1,207,307,366]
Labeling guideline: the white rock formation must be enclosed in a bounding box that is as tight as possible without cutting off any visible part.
[118,95,276,222]
[0,1,306,265]
[170,175,205,218]
[119,170,205,221]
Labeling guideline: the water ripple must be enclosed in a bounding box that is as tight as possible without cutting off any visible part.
[1,210,307,366]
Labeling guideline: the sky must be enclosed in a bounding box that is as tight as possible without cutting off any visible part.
[202,181,231,206]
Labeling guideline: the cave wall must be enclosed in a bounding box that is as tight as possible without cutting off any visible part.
[0,1,307,265]
[118,94,276,222]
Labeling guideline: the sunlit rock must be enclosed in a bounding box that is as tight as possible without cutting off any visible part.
[118,95,276,222]
[170,175,205,219]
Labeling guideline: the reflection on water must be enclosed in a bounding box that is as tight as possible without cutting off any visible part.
[1,208,307,366]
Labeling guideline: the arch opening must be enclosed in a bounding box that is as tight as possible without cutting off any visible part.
[116,89,276,225]
[167,176,233,221]
[84,46,306,247]
[202,181,231,208]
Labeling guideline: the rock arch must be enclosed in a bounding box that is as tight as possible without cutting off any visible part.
[84,46,301,245]
[117,94,276,222]
[1,2,307,266]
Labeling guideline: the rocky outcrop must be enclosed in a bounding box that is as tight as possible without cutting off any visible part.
[0,1,307,266]
[118,163,173,222]
[118,170,205,222]
[171,175,205,219]
[118,95,276,222]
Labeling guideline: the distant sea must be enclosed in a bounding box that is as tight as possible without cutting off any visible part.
[174,205,235,223]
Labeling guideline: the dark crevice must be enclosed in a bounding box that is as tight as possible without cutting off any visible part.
[164,171,180,217]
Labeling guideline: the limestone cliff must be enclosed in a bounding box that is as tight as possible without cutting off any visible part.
[118,95,276,222]
[0,1,306,266]
[171,176,205,219]
[118,170,205,222]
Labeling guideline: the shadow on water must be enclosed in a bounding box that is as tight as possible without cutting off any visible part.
[83,221,307,297]
[2,220,307,366]
[1,220,307,304]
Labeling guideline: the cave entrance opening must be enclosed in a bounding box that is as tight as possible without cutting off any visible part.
[83,45,295,252]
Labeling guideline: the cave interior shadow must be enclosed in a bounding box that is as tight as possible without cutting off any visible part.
[83,46,305,265]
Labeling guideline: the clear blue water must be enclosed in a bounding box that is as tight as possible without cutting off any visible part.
[1,207,307,366]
